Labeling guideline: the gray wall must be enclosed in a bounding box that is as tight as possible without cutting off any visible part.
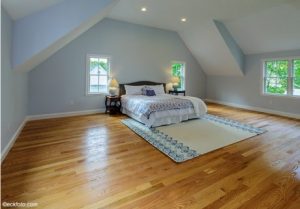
[29,18,206,115]
[206,49,300,115]
[1,8,28,152]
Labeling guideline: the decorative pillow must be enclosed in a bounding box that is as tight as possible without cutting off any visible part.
[124,85,144,95]
[141,86,151,95]
[145,89,156,96]
[146,84,165,94]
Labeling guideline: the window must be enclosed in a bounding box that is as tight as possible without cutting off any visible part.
[264,60,288,95]
[263,58,300,97]
[171,62,185,90]
[86,55,110,94]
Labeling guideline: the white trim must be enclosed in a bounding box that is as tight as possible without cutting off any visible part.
[27,108,106,121]
[261,92,300,99]
[1,118,27,163]
[261,56,300,62]
[205,99,300,119]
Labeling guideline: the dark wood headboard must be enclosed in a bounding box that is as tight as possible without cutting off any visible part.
[119,81,166,96]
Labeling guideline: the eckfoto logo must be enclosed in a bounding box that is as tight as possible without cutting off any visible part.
[2,202,38,208]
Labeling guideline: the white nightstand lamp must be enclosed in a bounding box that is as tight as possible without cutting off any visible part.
[108,78,119,96]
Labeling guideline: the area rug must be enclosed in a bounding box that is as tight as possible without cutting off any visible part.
[122,114,266,163]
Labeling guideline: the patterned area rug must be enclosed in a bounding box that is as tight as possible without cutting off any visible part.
[122,114,266,163]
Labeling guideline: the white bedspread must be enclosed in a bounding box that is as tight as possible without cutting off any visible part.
[176,95,207,116]
[121,94,207,127]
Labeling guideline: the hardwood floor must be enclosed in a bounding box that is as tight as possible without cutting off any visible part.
[1,103,300,209]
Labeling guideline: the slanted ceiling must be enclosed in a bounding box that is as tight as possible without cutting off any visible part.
[3,0,119,72]
[2,0,300,75]
[108,0,300,76]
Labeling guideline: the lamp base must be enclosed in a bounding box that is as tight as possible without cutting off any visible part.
[172,85,178,91]
[109,88,118,96]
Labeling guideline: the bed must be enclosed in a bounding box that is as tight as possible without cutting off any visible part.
[120,81,207,127]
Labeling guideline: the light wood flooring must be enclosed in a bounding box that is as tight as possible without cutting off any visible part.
[1,103,300,209]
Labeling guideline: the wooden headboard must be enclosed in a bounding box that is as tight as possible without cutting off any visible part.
[119,81,166,96]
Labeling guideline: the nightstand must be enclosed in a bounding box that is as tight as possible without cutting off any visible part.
[105,95,121,114]
[169,90,186,96]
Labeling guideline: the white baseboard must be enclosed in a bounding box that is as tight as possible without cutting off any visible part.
[205,99,300,119]
[27,108,106,121]
[1,108,106,163]
[1,118,28,163]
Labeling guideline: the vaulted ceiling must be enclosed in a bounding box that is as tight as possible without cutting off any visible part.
[108,0,300,75]
[2,0,300,76]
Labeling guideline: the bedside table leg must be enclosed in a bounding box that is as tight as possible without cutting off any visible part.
[105,97,108,114]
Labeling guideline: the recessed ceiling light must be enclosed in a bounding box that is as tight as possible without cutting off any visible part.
[181,18,187,22]
[141,7,147,12]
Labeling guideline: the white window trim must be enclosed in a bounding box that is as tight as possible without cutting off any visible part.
[86,54,111,96]
[261,56,300,99]
[171,61,186,90]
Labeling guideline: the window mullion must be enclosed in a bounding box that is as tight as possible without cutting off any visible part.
[263,62,266,93]
[98,59,101,93]
[288,59,293,95]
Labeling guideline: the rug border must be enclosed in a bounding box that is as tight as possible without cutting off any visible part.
[122,114,266,163]
[122,119,201,163]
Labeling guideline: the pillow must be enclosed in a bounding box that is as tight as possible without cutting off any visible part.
[146,84,165,94]
[141,86,151,95]
[145,89,156,96]
[124,85,144,95]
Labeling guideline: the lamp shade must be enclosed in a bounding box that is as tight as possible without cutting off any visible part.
[109,78,119,88]
[171,76,180,83]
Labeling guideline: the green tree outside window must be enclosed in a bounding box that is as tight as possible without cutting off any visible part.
[172,63,185,90]
[264,59,300,96]
[265,60,288,94]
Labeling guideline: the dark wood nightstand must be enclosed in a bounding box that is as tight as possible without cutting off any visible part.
[169,90,186,96]
[105,95,121,114]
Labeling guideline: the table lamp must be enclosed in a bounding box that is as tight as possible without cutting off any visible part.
[171,76,180,91]
[108,78,119,96]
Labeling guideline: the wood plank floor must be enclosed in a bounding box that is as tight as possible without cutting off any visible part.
[1,103,300,209]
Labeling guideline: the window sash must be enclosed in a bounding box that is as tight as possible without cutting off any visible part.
[178,75,185,90]
[263,58,300,97]
[89,73,108,76]
[264,77,288,95]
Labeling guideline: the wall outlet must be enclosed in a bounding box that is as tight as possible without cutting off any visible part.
[269,100,273,105]
[69,100,75,105]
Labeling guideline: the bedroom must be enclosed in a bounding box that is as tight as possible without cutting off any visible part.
[1,0,300,208]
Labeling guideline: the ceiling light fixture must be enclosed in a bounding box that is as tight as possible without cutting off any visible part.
[141,7,147,12]
[181,18,187,22]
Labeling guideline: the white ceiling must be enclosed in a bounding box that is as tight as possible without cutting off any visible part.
[107,0,300,75]
[2,0,65,20]
[108,0,300,55]
[2,0,300,75]
[108,0,287,31]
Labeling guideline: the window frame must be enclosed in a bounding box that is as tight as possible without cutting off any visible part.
[86,54,111,95]
[262,57,300,98]
[171,61,186,91]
